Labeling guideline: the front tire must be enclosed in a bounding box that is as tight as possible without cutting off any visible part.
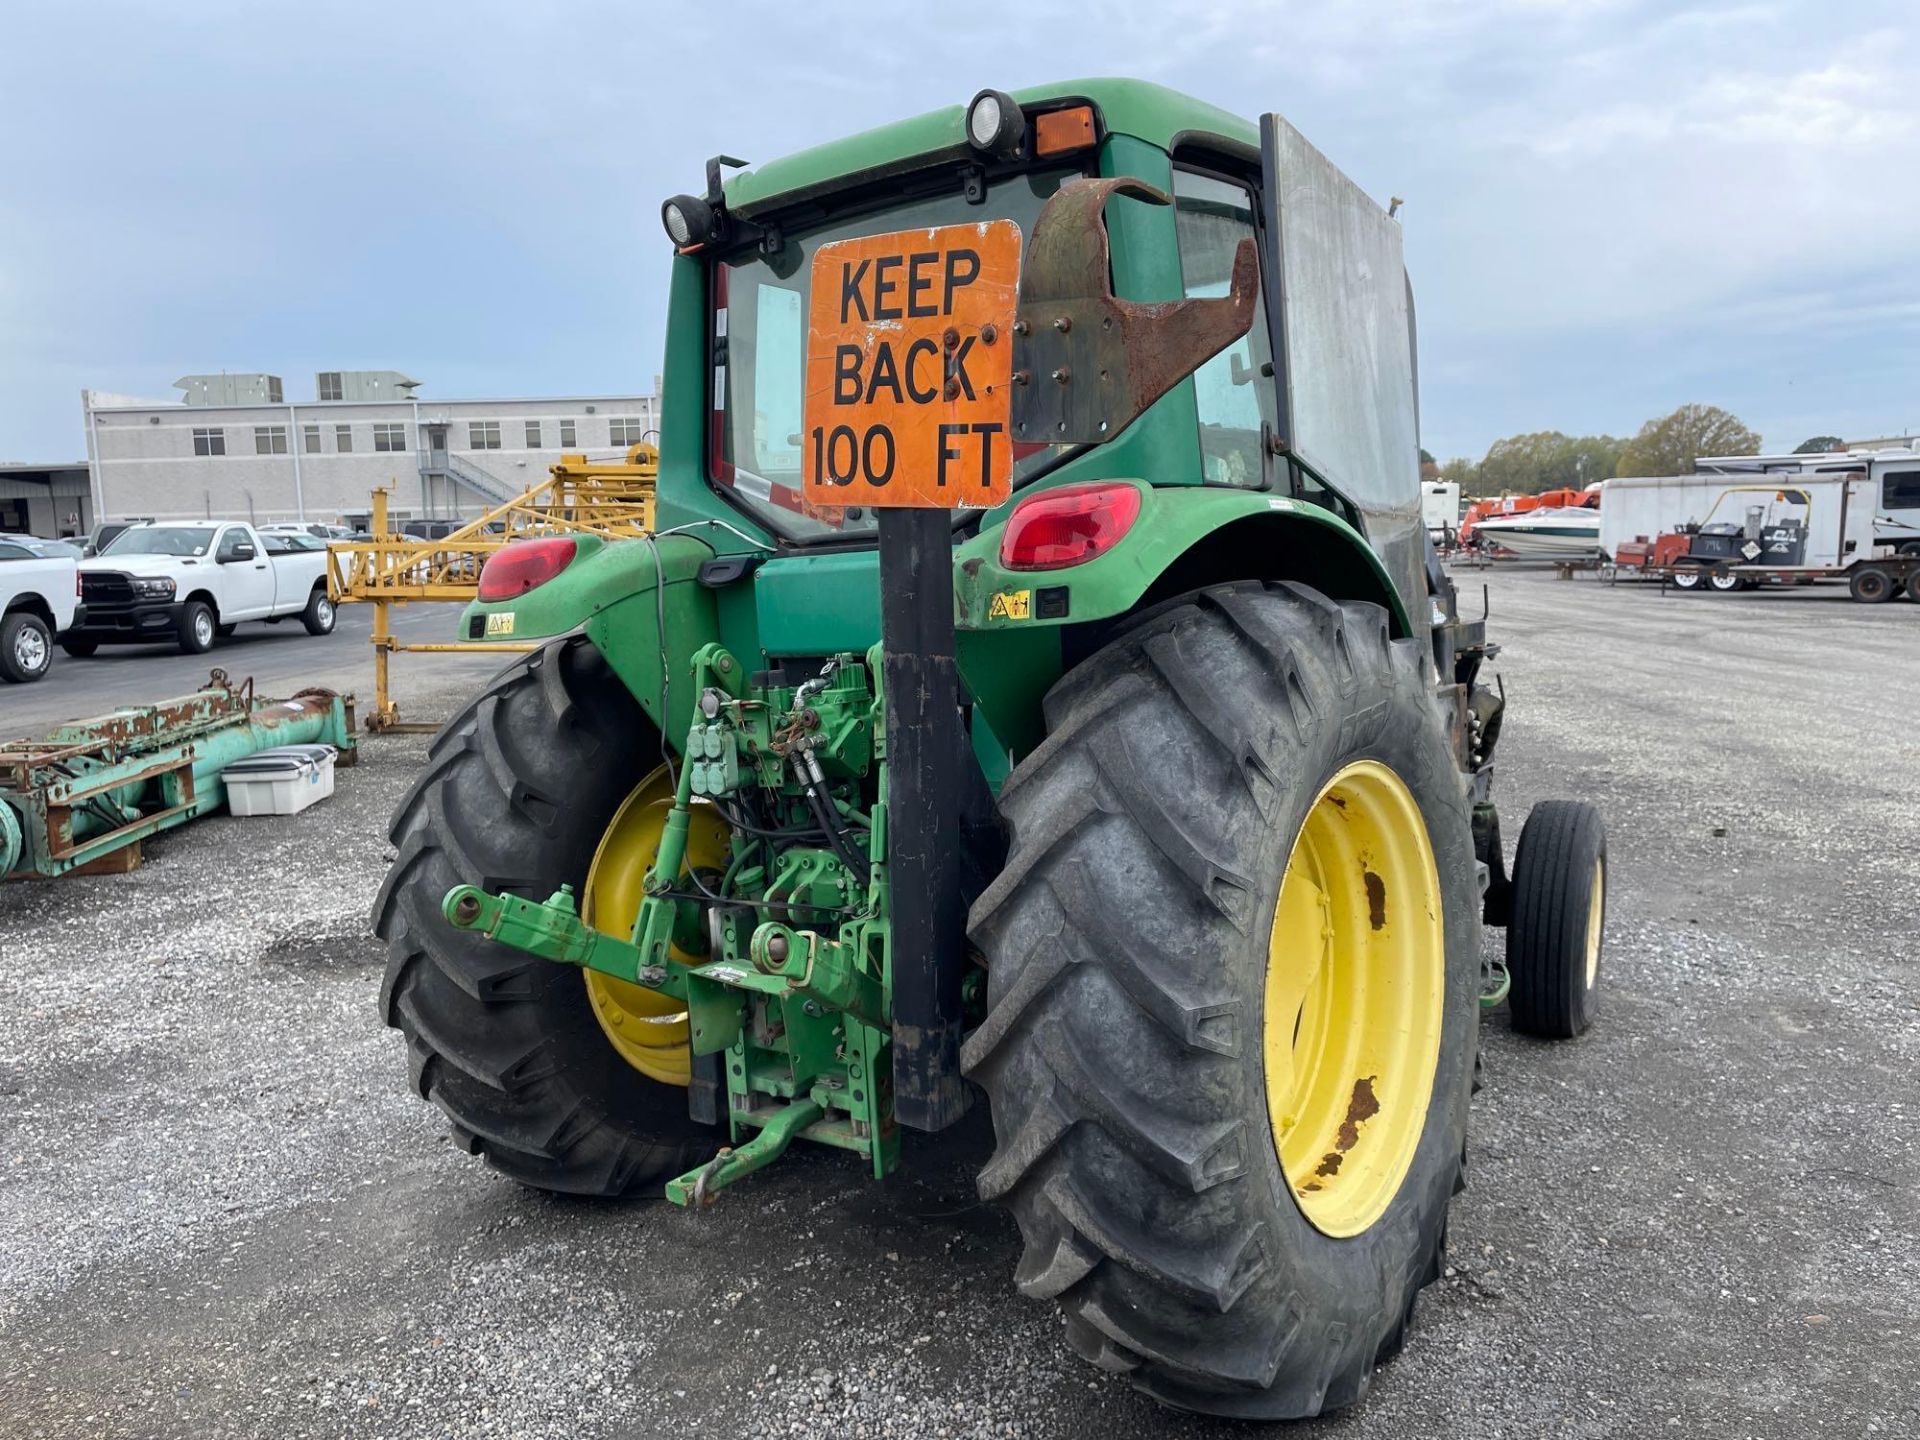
[963,582,1480,1419]
[177,600,216,654]
[373,637,714,1196]
[1,611,52,683]
[1505,801,1607,1039]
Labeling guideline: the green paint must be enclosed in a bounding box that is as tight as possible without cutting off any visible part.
[722,79,1254,215]
[665,1099,823,1207]
[754,549,882,655]
[951,485,1411,755]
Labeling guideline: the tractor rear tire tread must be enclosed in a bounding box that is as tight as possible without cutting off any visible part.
[373,636,712,1198]
[965,580,1480,1420]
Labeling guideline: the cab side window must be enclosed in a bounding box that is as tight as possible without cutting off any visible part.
[1173,169,1274,489]
[216,528,251,561]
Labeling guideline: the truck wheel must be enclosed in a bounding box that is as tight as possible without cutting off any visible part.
[1670,568,1704,591]
[1,611,52,683]
[964,582,1479,1419]
[1504,801,1606,1039]
[60,638,98,658]
[302,587,336,636]
[1907,570,1920,603]
[177,600,217,654]
[374,636,715,1196]
[1707,569,1743,593]
[1849,567,1894,603]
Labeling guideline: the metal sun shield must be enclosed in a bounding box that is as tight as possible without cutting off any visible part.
[1011,176,1257,447]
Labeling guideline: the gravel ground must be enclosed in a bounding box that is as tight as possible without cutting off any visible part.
[1,566,1915,1439]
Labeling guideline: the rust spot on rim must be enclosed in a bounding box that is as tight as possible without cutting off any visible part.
[1363,869,1387,930]
[1309,1077,1382,1179]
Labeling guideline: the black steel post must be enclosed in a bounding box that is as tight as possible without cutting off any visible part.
[879,507,972,1132]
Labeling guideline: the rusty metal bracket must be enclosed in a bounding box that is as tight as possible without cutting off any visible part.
[1012,176,1257,446]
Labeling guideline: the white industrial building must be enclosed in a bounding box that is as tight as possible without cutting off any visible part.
[81,370,661,526]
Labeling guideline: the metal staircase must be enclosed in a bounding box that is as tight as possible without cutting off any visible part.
[421,450,519,507]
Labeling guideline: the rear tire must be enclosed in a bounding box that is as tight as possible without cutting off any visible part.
[1708,570,1743,593]
[177,600,216,654]
[1,611,52,683]
[1849,567,1894,604]
[1505,801,1606,1039]
[1907,570,1920,603]
[302,587,336,636]
[373,636,714,1196]
[963,582,1479,1419]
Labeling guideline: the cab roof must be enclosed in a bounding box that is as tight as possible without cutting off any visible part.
[723,78,1259,216]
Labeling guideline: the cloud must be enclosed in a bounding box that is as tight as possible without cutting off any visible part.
[0,0,1913,463]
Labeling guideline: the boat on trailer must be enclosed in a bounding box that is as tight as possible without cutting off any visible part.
[1470,506,1602,558]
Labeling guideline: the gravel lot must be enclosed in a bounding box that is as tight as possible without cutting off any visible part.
[2,567,1915,1439]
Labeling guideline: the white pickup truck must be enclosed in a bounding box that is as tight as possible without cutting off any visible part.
[0,536,82,683]
[69,521,336,657]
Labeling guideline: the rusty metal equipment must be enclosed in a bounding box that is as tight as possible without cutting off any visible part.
[1011,175,1257,446]
[0,670,357,879]
[326,447,659,731]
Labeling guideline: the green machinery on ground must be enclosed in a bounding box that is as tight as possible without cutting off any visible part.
[1,671,355,879]
[376,81,1609,1419]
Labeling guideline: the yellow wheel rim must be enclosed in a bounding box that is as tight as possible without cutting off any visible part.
[579,765,730,1088]
[1264,760,1446,1238]
[1584,858,1605,989]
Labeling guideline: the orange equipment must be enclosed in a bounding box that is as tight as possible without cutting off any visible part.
[1458,487,1599,547]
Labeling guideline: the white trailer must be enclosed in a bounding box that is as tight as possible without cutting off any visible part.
[1693,447,1920,554]
[1603,471,1920,602]
[1422,480,1460,543]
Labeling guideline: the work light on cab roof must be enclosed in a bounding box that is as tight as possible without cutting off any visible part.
[965,88,1025,158]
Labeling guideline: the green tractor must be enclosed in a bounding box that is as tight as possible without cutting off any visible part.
[375,79,1608,1419]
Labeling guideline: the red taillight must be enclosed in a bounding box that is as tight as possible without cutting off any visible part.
[1000,483,1142,571]
[478,537,577,600]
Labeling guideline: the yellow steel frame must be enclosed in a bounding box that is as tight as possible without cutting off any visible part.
[327,447,658,732]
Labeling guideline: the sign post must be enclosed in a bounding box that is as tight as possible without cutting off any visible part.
[804,220,1020,1132]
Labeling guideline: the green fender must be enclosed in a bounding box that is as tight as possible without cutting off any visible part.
[952,482,1414,763]
[458,532,722,744]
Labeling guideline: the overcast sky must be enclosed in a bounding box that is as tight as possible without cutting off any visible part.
[2,0,1913,463]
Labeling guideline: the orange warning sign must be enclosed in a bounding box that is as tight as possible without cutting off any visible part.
[802,220,1020,509]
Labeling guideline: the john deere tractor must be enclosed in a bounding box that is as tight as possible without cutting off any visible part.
[375,80,1608,1418]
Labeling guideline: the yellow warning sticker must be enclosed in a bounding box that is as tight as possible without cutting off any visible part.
[484,611,516,636]
[987,589,1032,621]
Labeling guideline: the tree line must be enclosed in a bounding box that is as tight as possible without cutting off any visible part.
[1429,404,1843,499]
